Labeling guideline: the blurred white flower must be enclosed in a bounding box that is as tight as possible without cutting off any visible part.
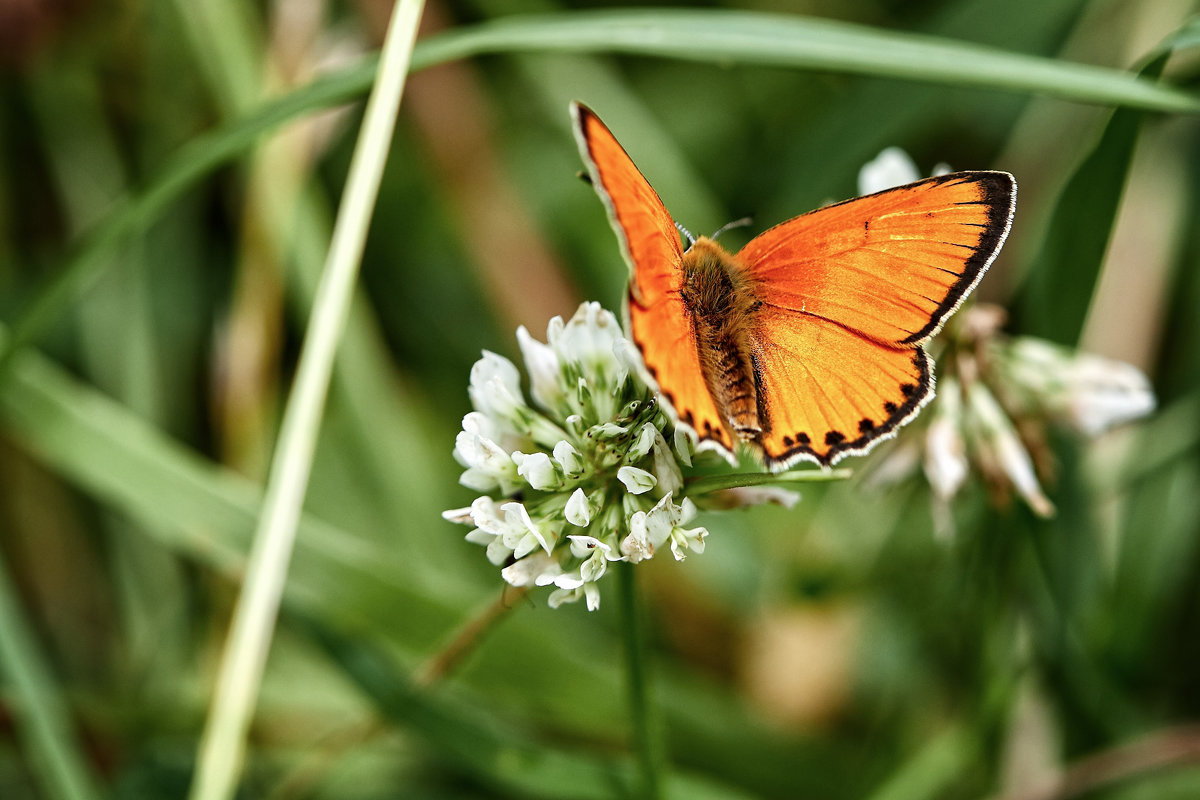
[870,303,1155,522]
[968,380,1056,518]
[991,337,1156,436]
[923,375,969,502]
[856,148,1156,522]
[858,146,951,195]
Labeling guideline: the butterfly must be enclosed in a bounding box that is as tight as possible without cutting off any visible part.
[571,102,1016,470]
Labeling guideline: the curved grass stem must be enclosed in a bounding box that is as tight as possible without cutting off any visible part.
[186,2,426,799]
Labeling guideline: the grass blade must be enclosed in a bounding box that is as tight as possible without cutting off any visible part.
[0,547,102,800]
[1016,19,1200,343]
[302,612,755,800]
[412,9,1200,113]
[187,2,426,798]
[3,8,1196,373]
[1015,55,1169,344]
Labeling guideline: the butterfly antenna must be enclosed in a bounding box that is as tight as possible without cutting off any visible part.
[675,221,696,249]
[711,216,754,241]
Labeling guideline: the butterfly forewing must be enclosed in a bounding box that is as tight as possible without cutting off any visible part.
[738,172,1015,347]
[571,104,682,300]
[571,103,734,454]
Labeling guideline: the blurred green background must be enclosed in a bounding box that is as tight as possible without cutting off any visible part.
[2,0,1199,798]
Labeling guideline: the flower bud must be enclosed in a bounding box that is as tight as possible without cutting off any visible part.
[617,466,657,495]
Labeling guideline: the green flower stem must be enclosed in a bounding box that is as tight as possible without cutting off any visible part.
[186,2,425,799]
[685,467,852,496]
[616,561,666,800]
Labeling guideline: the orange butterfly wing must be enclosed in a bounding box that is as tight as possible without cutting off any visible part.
[751,309,932,468]
[740,173,1015,347]
[740,172,1015,467]
[571,102,735,454]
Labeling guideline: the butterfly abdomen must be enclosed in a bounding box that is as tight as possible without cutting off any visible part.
[678,238,764,440]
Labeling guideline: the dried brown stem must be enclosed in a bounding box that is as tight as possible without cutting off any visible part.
[989,724,1200,800]
[414,586,527,688]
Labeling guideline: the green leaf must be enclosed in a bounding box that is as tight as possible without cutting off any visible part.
[1016,21,1199,343]
[414,9,1200,113]
[0,548,103,800]
[5,9,1199,372]
[302,613,755,800]
[0,339,463,641]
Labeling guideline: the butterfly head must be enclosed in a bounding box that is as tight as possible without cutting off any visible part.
[674,221,696,249]
[676,218,755,252]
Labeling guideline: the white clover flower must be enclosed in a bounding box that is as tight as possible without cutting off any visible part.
[468,351,525,430]
[923,375,969,502]
[876,317,1159,521]
[516,324,564,412]
[501,551,562,588]
[992,337,1156,437]
[617,466,657,495]
[548,582,601,611]
[445,303,725,610]
[855,142,1158,525]
[567,534,622,584]
[667,498,707,561]
[564,488,593,526]
[620,493,705,564]
[968,381,1056,518]
[453,414,521,494]
[649,428,684,497]
[512,451,562,491]
[553,440,584,477]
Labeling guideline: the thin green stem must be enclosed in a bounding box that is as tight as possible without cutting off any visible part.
[685,467,852,496]
[0,543,102,800]
[186,2,426,799]
[616,562,666,800]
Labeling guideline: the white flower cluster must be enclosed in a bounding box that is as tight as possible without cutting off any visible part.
[860,148,1156,524]
[987,337,1156,438]
[872,304,1156,523]
[443,303,708,611]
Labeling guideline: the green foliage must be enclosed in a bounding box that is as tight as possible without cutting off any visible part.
[1,2,1199,799]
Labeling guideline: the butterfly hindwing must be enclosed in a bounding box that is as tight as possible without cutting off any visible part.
[571,103,734,454]
[738,172,1015,347]
[750,306,933,468]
